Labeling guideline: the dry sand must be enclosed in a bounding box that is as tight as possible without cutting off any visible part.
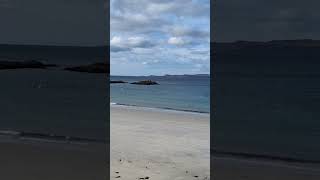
[110,105,210,180]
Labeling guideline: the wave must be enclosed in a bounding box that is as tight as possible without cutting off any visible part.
[110,102,210,114]
[211,149,320,164]
[0,130,106,144]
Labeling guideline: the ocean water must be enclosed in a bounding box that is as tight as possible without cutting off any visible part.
[214,62,320,163]
[110,75,210,113]
[0,69,108,140]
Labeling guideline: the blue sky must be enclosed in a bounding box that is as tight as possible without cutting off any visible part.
[110,0,210,76]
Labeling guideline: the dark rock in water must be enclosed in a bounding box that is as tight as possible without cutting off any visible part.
[64,62,108,73]
[111,80,127,84]
[0,60,56,70]
[131,80,159,85]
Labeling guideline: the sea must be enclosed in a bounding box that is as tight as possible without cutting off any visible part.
[1,44,320,165]
[0,46,108,141]
[0,69,108,141]
[213,53,320,163]
[110,75,210,113]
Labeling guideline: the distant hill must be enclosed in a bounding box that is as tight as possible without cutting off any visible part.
[212,39,320,75]
[213,39,320,64]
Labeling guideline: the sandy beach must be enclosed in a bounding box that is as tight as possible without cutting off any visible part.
[111,105,320,180]
[111,105,210,180]
[0,136,108,180]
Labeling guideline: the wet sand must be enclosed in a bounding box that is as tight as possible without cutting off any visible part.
[212,155,320,180]
[0,136,108,180]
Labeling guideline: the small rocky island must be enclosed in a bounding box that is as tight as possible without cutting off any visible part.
[0,60,56,70]
[64,63,108,73]
[131,80,159,85]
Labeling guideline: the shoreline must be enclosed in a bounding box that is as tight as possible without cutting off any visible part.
[0,132,108,180]
[110,102,210,114]
[0,129,106,144]
[111,105,320,180]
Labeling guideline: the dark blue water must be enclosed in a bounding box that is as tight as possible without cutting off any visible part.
[111,75,210,113]
[0,69,108,140]
[214,62,320,162]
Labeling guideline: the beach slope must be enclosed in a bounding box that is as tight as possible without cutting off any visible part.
[111,105,210,180]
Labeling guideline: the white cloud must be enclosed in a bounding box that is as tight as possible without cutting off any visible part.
[168,37,186,45]
[110,0,210,75]
[110,36,122,46]
[111,36,155,52]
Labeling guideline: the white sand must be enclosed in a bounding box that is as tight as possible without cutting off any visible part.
[110,105,210,180]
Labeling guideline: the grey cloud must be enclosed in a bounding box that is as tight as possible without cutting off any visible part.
[111,14,169,35]
[111,0,209,35]
[215,0,320,41]
[110,46,130,52]
[110,36,156,52]
[170,26,209,39]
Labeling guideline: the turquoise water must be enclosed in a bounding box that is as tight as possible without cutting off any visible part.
[110,75,210,113]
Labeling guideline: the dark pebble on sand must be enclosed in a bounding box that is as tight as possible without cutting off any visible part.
[194,175,198,178]
[115,172,119,174]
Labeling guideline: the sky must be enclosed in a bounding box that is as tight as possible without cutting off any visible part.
[0,0,107,46]
[110,0,210,76]
[215,0,320,42]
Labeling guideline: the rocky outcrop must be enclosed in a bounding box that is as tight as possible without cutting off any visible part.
[131,80,159,85]
[64,63,108,73]
[0,60,56,70]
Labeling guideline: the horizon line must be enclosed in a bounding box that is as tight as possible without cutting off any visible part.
[110,74,210,77]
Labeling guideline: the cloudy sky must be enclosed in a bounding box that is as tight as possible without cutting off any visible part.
[110,0,210,76]
[0,0,107,46]
[215,0,320,42]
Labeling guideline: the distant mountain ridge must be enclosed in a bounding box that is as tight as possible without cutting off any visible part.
[214,39,320,46]
[212,39,320,64]
[212,39,320,75]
